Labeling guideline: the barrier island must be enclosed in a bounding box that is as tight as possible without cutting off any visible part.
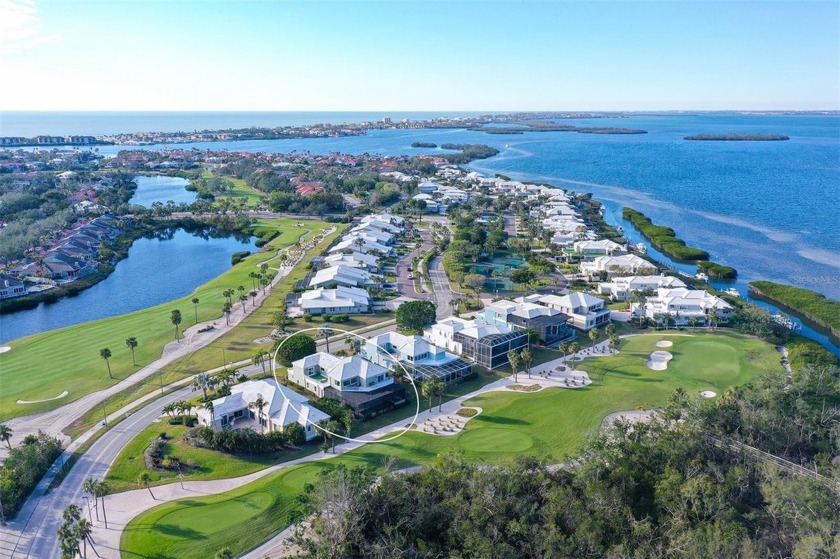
[684,134,789,141]
[749,281,840,345]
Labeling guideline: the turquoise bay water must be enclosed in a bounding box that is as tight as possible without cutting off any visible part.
[0,228,257,344]
[130,175,196,207]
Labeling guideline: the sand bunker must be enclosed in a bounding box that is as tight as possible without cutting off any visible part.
[646,350,673,371]
[700,391,717,398]
[0,346,10,354]
[655,340,673,348]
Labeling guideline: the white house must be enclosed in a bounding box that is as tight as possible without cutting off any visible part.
[348,225,394,245]
[308,265,374,289]
[598,275,687,301]
[329,237,393,256]
[573,239,625,256]
[0,274,26,299]
[362,331,472,383]
[289,353,393,398]
[423,316,529,370]
[579,254,657,278]
[362,213,404,228]
[632,288,733,326]
[195,379,330,441]
[298,286,370,315]
[323,251,379,272]
[536,292,611,331]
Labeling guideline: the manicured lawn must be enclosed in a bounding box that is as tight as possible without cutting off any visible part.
[0,218,333,422]
[121,330,784,558]
[65,223,346,437]
[105,423,318,494]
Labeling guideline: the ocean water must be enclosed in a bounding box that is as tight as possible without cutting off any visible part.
[3,111,839,336]
[0,111,487,136]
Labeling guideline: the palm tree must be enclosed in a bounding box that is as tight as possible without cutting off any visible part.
[319,325,334,353]
[74,518,94,559]
[222,302,232,326]
[605,323,616,338]
[93,480,108,528]
[250,289,258,306]
[125,337,138,366]
[99,348,113,379]
[138,472,155,499]
[588,327,599,350]
[259,275,269,295]
[689,316,699,331]
[0,424,12,450]
[191,297,200,323]
[520,347,533,379]
[250,396,267,433]
[609,335,618,353]
[568,342,579,362]
[83,478,99,521]
[170,309,182,342]
[558,342,569,362]
[222,289,234,305]
[260,263,269,276]
[252,349,269,372]
[192,373,212,400]
[248,271,258,292]
[239,294,248,312]
[508,349,521,383]
[204,400,215,426]
[421,378,437,412]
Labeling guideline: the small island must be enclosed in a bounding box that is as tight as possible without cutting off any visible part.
[684,134,790,141]
[410,141,438,148]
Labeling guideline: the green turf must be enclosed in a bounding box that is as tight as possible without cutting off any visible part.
[0,218,332,421]
[120,330,784,558]
[104,424,318,494]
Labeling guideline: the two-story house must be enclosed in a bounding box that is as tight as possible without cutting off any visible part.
[632,287,733,326]
[289,353,406,418]
[485,299,575,344]
[532,292,611,331]
[363,331,472,384]
[423,317,529,370]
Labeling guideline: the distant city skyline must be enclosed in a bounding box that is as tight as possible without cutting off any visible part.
[1,0,838,112]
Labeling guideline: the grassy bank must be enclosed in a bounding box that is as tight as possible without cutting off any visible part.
[0,217,332,421]
[749,280,840,345]
[120,331,782,558]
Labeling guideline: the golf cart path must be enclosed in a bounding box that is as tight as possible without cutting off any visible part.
[92,338,620,558]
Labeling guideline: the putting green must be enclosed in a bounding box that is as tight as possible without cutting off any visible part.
[121,330,785,559]
[157,491,275,535]
[458,428,535,453]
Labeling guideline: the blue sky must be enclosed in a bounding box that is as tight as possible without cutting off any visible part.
[1,0,837,111]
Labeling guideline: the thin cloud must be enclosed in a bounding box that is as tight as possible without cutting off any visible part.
[0,0,60,54]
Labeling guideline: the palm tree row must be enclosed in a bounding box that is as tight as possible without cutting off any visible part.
[507,347,534,382]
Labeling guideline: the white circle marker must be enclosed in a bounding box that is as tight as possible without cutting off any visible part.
[700,390,716,398]
[271,327,421,443]
[0,346,11,354]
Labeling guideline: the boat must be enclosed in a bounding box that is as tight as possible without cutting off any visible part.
[770,312,801,331]
[724,288,740,298]
[634,243,647,254]
[615,226,624,234]
[695,273,709,282]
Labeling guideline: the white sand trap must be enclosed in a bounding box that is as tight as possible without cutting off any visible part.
[655,340,673,348]
[700,391,717,398]
[0,346,11,354]
[646,350,673,371]
[17,390,69,404]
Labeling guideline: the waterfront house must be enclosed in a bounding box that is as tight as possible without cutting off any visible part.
[598,275,687,301]
[536,292,611,331]
[362,331,472,384]
[0,274,26,299]
[289,353,406,418]
[573,239,625,256]
[632,287,733,326]
[579,254,657,278]
[195,379,330,441]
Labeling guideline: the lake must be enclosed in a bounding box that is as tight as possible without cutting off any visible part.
[0,228,257,344]
[130,175,196,207]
